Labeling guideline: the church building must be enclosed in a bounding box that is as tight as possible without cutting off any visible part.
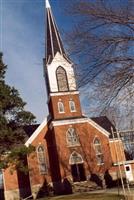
[1,0,134,200]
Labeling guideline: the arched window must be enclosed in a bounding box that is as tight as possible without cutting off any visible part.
[69,151,83,165]
[94,138,104,165]
[37,146,47,174]
[58,101,64,113]
[69,100,76,112]
[56,66,69,91]
[66,128,79,146]
[69,152,86,182]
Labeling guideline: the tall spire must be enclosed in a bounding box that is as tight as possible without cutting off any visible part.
[45,0,66,64]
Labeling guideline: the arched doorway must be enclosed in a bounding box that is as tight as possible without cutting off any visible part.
[69,152,86,182]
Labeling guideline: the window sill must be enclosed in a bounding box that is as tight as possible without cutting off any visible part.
[97,163,104,166]
[40,172,48,175]
[67,144,80,147]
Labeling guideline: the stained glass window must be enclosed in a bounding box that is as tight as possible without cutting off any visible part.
[56,66,69,91]
[94,138,104,165]
[37,146,47,174]
[66,128,79,146]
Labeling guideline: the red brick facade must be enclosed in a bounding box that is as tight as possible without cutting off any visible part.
[2,1,134,199]
[48,93,82,120]
[3,116,133,199]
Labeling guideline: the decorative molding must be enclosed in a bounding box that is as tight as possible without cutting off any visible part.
[50,117,111,138]
[25,118,47,147]
[50,118,88,127]
[69,151,84,165]
[109,139,122,143]
[113,160,134,165]
[50,91,79,96]
[25,116,111,147]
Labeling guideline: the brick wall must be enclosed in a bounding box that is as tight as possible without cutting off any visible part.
[48,121,112,180]
[48,94,82,120]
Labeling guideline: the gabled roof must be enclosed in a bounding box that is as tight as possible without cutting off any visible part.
[91,116,116,138]
[23,124,40,138]
[25,118,47,147]
[45,0,66,64]
[24,116,116,147]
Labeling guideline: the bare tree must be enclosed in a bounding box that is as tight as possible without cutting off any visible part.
[64,0,134,111]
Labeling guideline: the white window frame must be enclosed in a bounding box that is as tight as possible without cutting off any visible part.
[56,66,69,92]
[66,128,80,147]
[69,100,76,112]
[58,101,65,113]
[93,137,104,165]
[69,151,83,165]
[37,145,47,174]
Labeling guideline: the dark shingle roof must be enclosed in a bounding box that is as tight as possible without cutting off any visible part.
[23,124,40,138]
[91,116,116,138]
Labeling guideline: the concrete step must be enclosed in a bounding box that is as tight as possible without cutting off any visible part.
[72,181,101,193]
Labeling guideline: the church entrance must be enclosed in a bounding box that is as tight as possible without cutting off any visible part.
[69,152,86,182]
[71,163,86,182]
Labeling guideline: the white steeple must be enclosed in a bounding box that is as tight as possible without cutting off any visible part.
[46,0,50,8]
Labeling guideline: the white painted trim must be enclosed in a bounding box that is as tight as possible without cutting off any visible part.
[51,118,88,127]
[69,100,76,112]
[58,101,65,113]
[46,0,50,8]
[88,118,110,137]
[93,137,104,165]
[97,163,104,166]
[69,151,84,165]
[66,127,80,147]
[113,160,134,166]
[50,91,79,96]
[50,117,111,137]
[36,145,48,175]
[25,118,47,147]
[109,139,122,143]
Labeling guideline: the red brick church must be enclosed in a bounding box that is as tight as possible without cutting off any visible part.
[1,0,134,199]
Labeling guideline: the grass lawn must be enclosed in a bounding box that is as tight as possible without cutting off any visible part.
[38,193,124,200]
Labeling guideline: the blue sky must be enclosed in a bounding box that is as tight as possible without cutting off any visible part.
[1,0,130,127]
[1,0,86,123]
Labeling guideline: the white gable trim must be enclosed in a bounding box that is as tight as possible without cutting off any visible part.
[50,118,88,128]
[88,118,110,137]
[50,91,79,96]
[50,117,110,137]
[25,118,47,147]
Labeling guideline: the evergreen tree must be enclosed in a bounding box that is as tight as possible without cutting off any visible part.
[0,52,36,169]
